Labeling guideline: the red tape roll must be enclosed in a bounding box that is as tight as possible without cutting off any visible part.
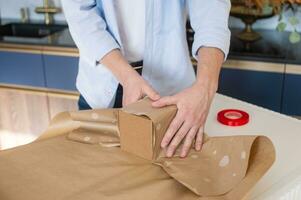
[217,109,249,126]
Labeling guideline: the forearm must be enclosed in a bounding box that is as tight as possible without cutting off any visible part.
[102,50,160,105]
[100,49,139,86]
[195,47,224,93]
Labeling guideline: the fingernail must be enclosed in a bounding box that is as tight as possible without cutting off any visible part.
[180,151,187,158]
[161,140,167,148]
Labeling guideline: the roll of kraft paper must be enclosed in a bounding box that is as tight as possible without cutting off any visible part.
[217,109,249,126]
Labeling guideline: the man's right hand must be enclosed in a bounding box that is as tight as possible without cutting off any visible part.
[122,71,160,106]
[100,49,160,106]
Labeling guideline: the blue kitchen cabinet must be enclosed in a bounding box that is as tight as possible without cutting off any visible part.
[0,50,45,87]
[43,55,79,91]
[282,70,301,116]
[218,68,284,112]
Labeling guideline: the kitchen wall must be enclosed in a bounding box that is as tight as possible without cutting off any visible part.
[0,0,65,22]
[0,0,300,31]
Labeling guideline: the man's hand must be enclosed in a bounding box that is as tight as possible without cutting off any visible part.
[100,49,160,106]
[152,80,216,158]
[152,47,224,158]
[122,71,160,106]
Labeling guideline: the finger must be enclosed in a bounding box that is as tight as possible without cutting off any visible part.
[143,84,160,101]
[161,111,184,148]
[166,121,191,157]
[180,126,198,157]
[195,126,204,151]
[152,96,176,108]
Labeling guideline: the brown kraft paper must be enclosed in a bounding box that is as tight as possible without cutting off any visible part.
[0,98,275,200]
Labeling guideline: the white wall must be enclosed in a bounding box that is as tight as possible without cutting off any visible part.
[0,0,65,22]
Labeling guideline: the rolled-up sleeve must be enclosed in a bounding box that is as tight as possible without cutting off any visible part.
[61,0,120,66]
[187,0,231,61]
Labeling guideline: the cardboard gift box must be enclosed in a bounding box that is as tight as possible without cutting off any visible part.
[119,98,177,160]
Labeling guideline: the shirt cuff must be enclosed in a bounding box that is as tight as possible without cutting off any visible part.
[80,31,120,67]
[192,28,231,62]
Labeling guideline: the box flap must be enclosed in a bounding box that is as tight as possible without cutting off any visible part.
[121,98,177,124]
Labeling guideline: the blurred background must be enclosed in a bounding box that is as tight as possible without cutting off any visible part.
[0,0,300,149]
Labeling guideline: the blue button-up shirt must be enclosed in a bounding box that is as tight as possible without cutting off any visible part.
[62,0,231,108]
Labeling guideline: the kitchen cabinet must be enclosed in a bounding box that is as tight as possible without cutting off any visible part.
[43,55,79,91]
[0,50,45,87]
[282,65,301,116]
[218,61,285,112]
[0,51,79,92]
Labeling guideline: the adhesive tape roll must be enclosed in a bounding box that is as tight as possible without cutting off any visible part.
[217,109,249,126]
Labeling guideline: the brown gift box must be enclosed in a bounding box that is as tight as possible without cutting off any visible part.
[0,98,275,200]
[119,98,177,160]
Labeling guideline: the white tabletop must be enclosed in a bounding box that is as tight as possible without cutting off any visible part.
[207,94,301,200]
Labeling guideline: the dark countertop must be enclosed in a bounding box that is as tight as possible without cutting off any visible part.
[1,19,300,65]
[0,27,75,48]
[0,19,77,57]
[0,19,76,48]
[229,28,301,65]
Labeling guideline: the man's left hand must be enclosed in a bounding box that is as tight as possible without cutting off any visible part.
[152,79,217,158]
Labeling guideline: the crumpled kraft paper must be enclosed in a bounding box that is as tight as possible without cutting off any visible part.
[0,99,275,200]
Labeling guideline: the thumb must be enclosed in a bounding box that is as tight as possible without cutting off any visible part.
[143,84,160,101]
[152,96,176,108]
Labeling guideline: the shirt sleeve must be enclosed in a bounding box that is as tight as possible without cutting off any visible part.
[61,0,120,66]
[187,0,231,61]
